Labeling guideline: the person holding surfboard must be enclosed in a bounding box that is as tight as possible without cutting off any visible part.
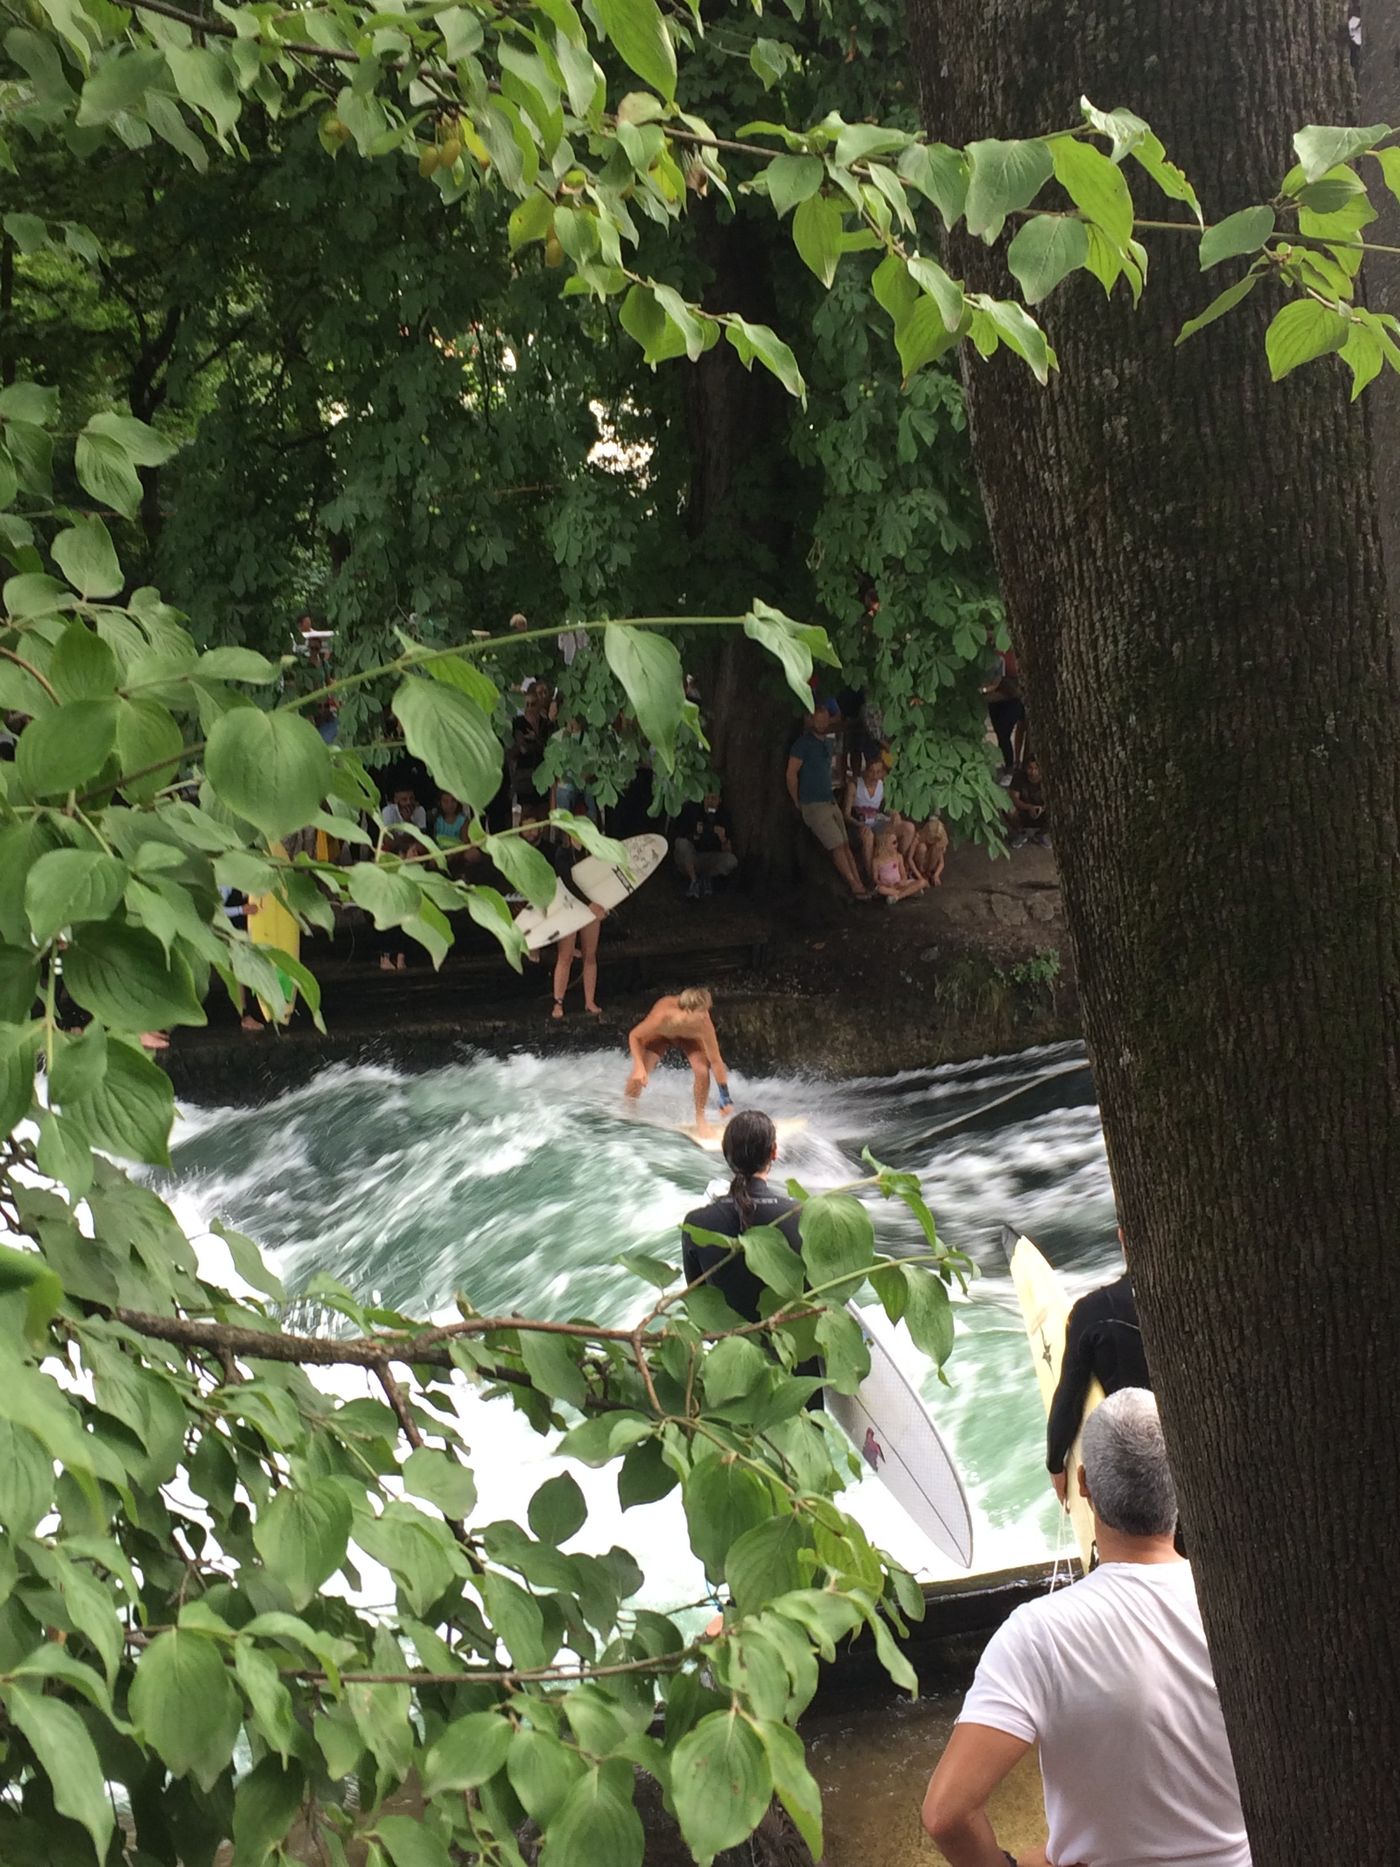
[624,987,733,1135]
[1046,1234,1149,1505]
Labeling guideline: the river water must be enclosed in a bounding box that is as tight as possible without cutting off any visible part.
[165,1039,1115,1595]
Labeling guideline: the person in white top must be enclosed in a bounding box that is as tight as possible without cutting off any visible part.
[922,1389,1249,1867]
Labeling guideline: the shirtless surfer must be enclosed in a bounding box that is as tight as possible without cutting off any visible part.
[625,987,734,1135]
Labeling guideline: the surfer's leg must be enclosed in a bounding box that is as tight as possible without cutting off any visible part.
[551,933,576,1018]
[686,1045,712,1131]
[579,916,602,1014]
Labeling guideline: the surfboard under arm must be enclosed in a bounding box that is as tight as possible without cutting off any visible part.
[1001,1223,1104,1573]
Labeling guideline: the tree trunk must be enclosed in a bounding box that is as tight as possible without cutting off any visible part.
[907,0,1400,1855]
[683,209,814,886]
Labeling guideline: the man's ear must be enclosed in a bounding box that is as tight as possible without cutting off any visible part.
[1077,1463,1091,1512]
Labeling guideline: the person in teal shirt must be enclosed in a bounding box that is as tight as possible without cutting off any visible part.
[785,710,869,898]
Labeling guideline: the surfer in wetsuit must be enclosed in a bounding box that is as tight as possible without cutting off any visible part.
[625,986,733,1136]
[1046,1230,1151,1503]
[680,1110,798,1320]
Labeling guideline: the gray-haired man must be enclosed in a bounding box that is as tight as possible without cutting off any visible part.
[921,1389,1249,1867]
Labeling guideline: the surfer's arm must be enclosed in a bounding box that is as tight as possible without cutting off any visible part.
[1045,1297,1097,1475]
[922,1723,1032,1866]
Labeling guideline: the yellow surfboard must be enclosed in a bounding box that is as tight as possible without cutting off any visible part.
[1000,1224,1104,1573]
[246,839,302,1023]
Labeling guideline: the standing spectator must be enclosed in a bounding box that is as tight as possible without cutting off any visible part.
[510,687,554,819]
[1008,755,1050,847]
[921,1390,1248,1867]
[786,710,870,900]
[984,643,1026,781]
[674,791,738,898]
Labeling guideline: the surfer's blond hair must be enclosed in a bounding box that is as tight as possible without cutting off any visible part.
[677,987,713,1012]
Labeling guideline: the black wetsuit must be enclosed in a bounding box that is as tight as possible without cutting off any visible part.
[1046,1273,1150,1474]
[680,1178,800,1323]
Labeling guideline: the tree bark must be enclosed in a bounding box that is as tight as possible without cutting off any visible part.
[683,209,815,885]
[907,0,1400,1855]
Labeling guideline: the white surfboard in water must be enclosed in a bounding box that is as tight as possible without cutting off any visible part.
[827,1303,975,1570]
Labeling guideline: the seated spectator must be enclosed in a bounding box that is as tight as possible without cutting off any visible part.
[922,1389,1249,1867]
[382,786,426,835]
[1008,755,1050,848]
[433,791,467,846]
[871,828,928,904]
[674,791,738,898]
[844,755,914,883]
[786,709,869,900]
[911,815,949,886]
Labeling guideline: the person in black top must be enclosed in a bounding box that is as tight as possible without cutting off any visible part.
[674,791,738,898]
[680,1110,799,1322]
[1046,1232,1151,1503]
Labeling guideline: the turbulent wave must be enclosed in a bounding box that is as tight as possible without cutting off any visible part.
[164,1041,1116,1583]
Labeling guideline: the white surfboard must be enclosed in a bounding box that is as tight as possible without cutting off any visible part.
[515,882,597,953]
[684,1116,809,1152]
[999,1222,1103,1573]
[827,1303,974,1569]
[573,833,668,910]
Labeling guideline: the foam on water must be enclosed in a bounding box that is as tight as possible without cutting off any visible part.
[162,1040,1114,1590]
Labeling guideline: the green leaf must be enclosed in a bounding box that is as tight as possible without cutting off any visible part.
[603,623,685,771]
[61,1036,174,1166]
[725,318,806,400]
[963,138,1053,242]
[1198,205,1275,270]
[49,1024,106,1106]
[50,621,117,701]
[355,1503,465,1617]
[393,676,502,812]
[63,921,207,1032]
[725,1514,809,1612]
[738,1222,803,1298]
[232,1754,304,1865]
[672,1711,773,1860]
[593,0,675,100]
[528,1470,587,1545]
[51,516,122,599]
[129,1628,242,1790]
[205,708,332,839]
[1373,145,1400,204]
[4,572,73,622]
[1293,122,1390,184]
[1340,322,1385,399]
[0,1240,62,1341]
[975,298,1053,385]
[1265,299,1351,381]
[1176,270,1262,343]
[798,1193,875,1292]
[402,1445,477,1519]
[791,192,844,288]
[253,1479,353,1609]
[197,645,281,683]
[682,1457,772,1577]
[1007,213,1089,304]
[483,832,556,910]
[17,699,117,797]
[421,1711,514,1796]
[0,380,59,424]
[37,1109,93,1200]
[377,1815,452,1867]
[900,1264,955,1369]
[25,849,127,943]
[616,1250,675,1289]
[508,1728,588,1827]
[508,192,555,250]
[74,427,143,519]
[620,283,690,366]
[765,153,823,217]
[4,1683,115,1861]
[617,1436,677,1509]
[757,1719,824,1861]
[1050,137,1133,246]
[346,863,420,930]
[233,1642,299,1765]
[540,1762,644,1867]
[518,1327,587,1409]
[743,599,837,709]
[165,41,241,141]
[115,696,186,801]
[480,1568,548,1666]
[897,141,967,229]
[0,945,37,1023]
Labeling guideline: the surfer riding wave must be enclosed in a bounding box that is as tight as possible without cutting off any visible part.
[625,986,733,1136]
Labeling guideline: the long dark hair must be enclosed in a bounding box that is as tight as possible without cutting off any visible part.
[723,1110,777,1229]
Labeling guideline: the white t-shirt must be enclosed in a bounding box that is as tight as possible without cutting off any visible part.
[381,802,426,830]
[959,1562,1250,1867]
